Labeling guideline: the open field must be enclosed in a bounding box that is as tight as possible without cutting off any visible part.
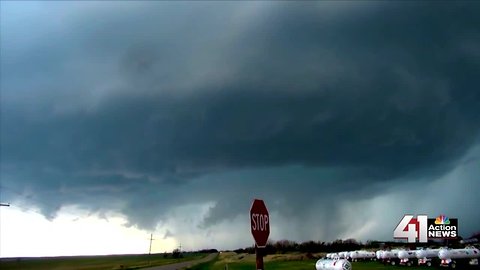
[188,252,450,270]
[187,252,317,270]
[2,251,477,270]
[0,252,207,270]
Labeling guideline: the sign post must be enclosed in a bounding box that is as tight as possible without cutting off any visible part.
[250,199,270,270]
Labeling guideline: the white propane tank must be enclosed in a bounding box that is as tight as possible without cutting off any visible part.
[350,250,376,261]
[416,248,440,266]
[398,250,417,259]
[315,259,352,270]
[349,251,356,260]
[439,247,480,260]
[416,248,440,259]
[376,250,384,260]
[381,249,400,259]
[364,251,376,259]
[398,250,417,265]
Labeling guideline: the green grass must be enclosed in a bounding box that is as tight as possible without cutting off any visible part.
[188,252,317,270]
[0,253,206,270]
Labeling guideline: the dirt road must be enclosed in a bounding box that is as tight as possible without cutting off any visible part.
[142,253,217,270]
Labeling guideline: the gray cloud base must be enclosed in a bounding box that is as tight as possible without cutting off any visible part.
[1,2,480,244]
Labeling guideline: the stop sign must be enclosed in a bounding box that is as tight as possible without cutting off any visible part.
[250,199,270,248]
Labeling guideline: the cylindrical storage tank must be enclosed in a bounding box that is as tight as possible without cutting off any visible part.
[381,251,393,260]
[351,250,375,261]
[439,247,480,259]
[382,249,400,259]
[366,251,376,259]
[398,250,417,259]
[350,251,357,260]
[376,250,384,260]
[315,259,352,270]
[416,249,439,259]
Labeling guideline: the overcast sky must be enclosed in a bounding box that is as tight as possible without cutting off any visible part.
[1,1,480,257]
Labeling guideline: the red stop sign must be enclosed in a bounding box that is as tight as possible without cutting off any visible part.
[250,199,270,248]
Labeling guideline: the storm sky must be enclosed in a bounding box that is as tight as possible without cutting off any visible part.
[1,1,480,256]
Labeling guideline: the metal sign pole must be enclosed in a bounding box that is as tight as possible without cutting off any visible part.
[255,245,264,270]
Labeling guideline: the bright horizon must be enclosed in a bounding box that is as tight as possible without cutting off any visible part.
[0,205,178,257]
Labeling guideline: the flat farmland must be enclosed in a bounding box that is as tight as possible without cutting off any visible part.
[0,252,207,270]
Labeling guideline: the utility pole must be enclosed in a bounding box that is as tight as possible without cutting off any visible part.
[149,233,155,255]
[147,234,156,267]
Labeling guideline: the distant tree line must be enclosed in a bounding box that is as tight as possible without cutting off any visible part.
[230,236,472,255]
[233,239,364,255]
[165,231,479,255]
[196,249,219,253]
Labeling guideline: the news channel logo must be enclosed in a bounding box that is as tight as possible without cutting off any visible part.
[394,214,458,243]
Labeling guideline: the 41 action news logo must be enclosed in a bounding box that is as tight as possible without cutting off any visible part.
[394,214,458,243]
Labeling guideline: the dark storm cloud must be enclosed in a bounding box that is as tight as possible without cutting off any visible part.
[1,2,480,240]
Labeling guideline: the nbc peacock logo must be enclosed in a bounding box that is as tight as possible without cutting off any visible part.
[434,215,450,225]
[428,214,457,239]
